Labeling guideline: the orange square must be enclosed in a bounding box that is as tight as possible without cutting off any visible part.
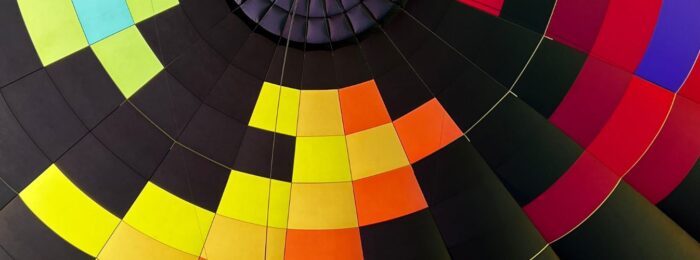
[285,228,363,260]
[393,99,463,163]
[353,166,427,226]
[339,80,392,134]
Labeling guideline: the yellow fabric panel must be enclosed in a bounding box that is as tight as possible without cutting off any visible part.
[99,222,197,260]
[126,0,179,23]
[216,170,269,226]
[19,164,119,257]
[293,136,352,183]
[346,123,410,180]
[17,0,87,65]
[266,227,287,260]
[203,216,266,260]
[91,26,163,98]
[277,87,300,136]
[123,182,214,256]
[297,90,344,136]
[248,83,300,136]
[249,82,280,132]
[268,180,291,228]
[287,182,358,229]
[217,171,291,228]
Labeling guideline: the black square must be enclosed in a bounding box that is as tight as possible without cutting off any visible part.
[130,71,201,138]
[93,103,174,179]
[46,48,123,128]
[56,134,146,217]
[2,70,87,160]
[151,145,230,212]
[178,105,246,167]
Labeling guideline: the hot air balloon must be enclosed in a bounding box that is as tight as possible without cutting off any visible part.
[0,0,698,259]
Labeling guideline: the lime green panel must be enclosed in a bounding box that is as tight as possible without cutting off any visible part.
[126,0,179,23]
[17,0,88,65]
[91,26,163,98]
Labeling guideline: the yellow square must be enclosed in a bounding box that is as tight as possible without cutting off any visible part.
[287,182,358,229]
[123,182,214,256]
[293,136,351,183]
[217,170,291,228]
[297,90,344,136]
[248,82,300,136]
[346,123,410,180]
[20,164,119,257]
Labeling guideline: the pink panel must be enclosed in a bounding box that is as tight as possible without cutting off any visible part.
[625,96,700,204]
[587,77,674,176]
[589,0,662,72]
[550,56,631,147]
[546,0,609,52]
[524,152,618,242]
[457,0,504,16]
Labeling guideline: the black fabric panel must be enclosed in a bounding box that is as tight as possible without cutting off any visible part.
[0,182,13,211]
[302,50,337,89]
[205,65,262,123]
[375,64,433,120]
[0,96,50,190]
[333,44,371,87]
[151,145,229,212]
[657,159,700,241]
[137,6,201,65]
[535,246,559,260]
[413,138,547,259]
[0,0,42,87]
[0,199,92,260]
[407,36,470,96]
[266,45,303,88]
[93,104,173,179]
[232,33,278,80]
[180,0,232,33]
[0,244,11,260]
[401,0,452,31]
[436,1,540,86]
[382,10,432,59]
[46,48,123,129]
[437,62,506,131]
[178,105,246,167]
[552,182,700,259]
[233,127,274,178]
[359,29,405,78]
[360,209,450,260]
[130,71,201,138]
[56,134,146,218]
[500,0,555,34]
[513,39,586,118]
[202,13,253,63]
[469,95,582,205]
[270,133,295,182]
[167,40,228,100]
[2,70,87,161]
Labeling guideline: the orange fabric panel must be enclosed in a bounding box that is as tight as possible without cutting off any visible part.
[339,80,392,134]
[353,166,427,226]
[285,228,364,260]
[393,99,463,163]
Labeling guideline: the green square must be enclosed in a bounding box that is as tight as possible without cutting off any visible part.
[18,0,88,65]
[126,0,179,23]
[91,26,163,98]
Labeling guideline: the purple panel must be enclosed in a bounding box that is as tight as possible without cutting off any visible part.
[259,5,287,35]
[347,5,374,33]
[329,15,354,42]
[308,0,326,17]
[636,0,700,92]
[306,18,330,44]
[241,0,272,22]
